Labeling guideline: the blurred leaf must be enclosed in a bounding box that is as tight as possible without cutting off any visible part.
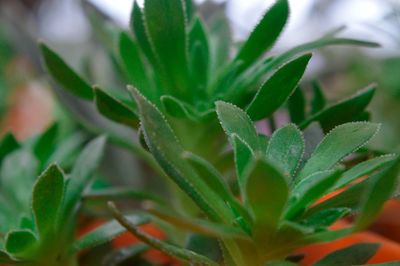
[0,133,20,165]
[355,156,400,230]
[297,122,380,181]
[94,87,139,128]
[5,230,37,257]
[311,81,326,115]
[208,13,231,74]
[300,85,376,131]
[235,0,289,71]
[32,164,65,240]
[161,95,197,119]
[72,215,149,253]
[247,54,311,120]
[33,123,59,168]
[39,42,93,100]
[185,234,221,262]
[301,208,350,229]
[0,250,16,263]
[288,87,306,124]
[266,124,304,178]
[102,244,149,266]
[245,158,288,244]
[312,243,379,266]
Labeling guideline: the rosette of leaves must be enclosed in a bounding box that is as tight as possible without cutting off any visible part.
[39,0,379,165]
[108,89,400,266]
[0,130,149,266]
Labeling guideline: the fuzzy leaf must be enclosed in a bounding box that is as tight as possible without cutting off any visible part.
[312,243,379,266]
[285,170,342,219]
[247,54,311,120]
[94,87,139,128]
[72,215,149,253]
[245,158,289,244]
[300,85,376,131]
[235,0,289,70]
[39,42,93,100]
[266,124,304,178]
[5,230,37,257]
[216,101,261,152]
[297,122,380,181]
[32,164,65,240]
[355,156,400,230]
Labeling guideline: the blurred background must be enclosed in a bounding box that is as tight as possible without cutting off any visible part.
[0,0,399,185]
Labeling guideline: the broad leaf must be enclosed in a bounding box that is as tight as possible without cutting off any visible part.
[39,42,93,100]
[297,122,380,181]
[266,124,304,178]
[312,243,379,266]
[247,54,311,120]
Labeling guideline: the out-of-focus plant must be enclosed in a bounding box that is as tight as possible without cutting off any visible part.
[0,129,148,266]
[108,90,400,265]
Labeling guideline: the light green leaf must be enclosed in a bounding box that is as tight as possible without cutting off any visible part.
[235,0,289,71]
[216,101,261,152]
[333,154,396,191]
[109,202,219,266]
[299,85,376,131]
[208,13,231,74]
[32,164,65,240]
[94,87,139,128]
[245,158,289,244]
[312,243,379,266]
[355,156,400,230]
[285,170,342,219]
[297,122,380,181]
[71,215,149,253]
[247,54,311,121]
[266,124,304,178]
[5,230,37,257]
[39,42,93,100]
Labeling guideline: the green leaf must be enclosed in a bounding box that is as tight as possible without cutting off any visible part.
[32,164,65,240]
[143,0,190,99]
[216,101,261,152]
[312,243,379,266]
[266,124,304,178]
[94,87,139,128]
[39,42,93,100]
[311,81,326,115]
[71,215,149,253]
[285,170,342,219]
[235,0,289,71]
[0,250,16,263]
[247,54,311,121]
[299,85,376,131]
[62,136,107,219]
[232,135,254,198]
[161,95,197,119]
[109,202,219,266]
[130,87,234,223]
[33,123,59,168]
[297,122,380,181]
[245,158,289,244]
[118,32,154,99]
[208,13,231,74]
[355,156,400,230]
[301,208,350,228]
[0,133,19,165]
[333,154,396,191]
[288,87,306,124]
[46,132,85,168]
[5,230,37,257]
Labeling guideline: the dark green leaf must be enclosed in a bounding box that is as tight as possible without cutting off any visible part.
[232,135,254,197]
[39,42,93,100]
[288,87,306,124]
[94,87,139,128]
[312,243,379,266]
[301,208,350,228]
[235,0,289,71]
[33,123,59,168]
[311,81,326,115]
[0,133,19,165]
[297,122,380,181]
[247,54,311,120]
[5,230,37,257]
[0,250,16,263]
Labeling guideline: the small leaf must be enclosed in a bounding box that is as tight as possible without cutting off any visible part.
[161,95,197,119]
[311,81,326,115]
[0,133,19,165]
[216,101,261,152]
[94,87,139,128]
[235,0,289,71]
[5,230,37,257]
[33,123,59,168]
[32,164,65,240]
[71,215,149,253]
[232,135,254,198]
[312,243,379,266]
[39,42,93,100]
[288,87,306,124]
[355,156,400,230]
[266,124,304,178]
[333,154,396,191]
[297,122,380,181]
[301,208,350,228]
[109,202,219,266]
[300,85,376,131]
[245,158,289,244]
[285,170,342,219]
[247,54,311,121]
